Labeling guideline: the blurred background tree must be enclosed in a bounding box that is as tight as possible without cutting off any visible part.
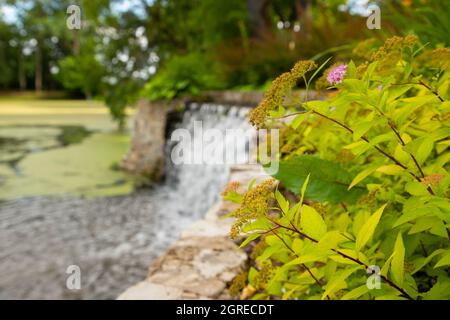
[0,0,448,127]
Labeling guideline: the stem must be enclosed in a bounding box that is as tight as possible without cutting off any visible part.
[269,228,325,291]
[268,219,413,300]
[312,110,423,182]
[418,80,444,102]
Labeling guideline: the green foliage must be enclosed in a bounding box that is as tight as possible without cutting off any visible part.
[269,155,366,204]
[141,53,225,101]
[225,36,450,300]
[58,54,105,99]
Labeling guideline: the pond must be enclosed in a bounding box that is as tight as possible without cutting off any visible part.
[0,99,135,200]
[0,100,251,299]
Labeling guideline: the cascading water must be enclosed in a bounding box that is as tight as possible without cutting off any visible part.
[0,102,255,299]
[148,103,254,247]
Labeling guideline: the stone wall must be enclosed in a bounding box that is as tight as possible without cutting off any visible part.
[121,100,180,180]
[118,164,269,300]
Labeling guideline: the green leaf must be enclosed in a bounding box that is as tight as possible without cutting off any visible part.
[422,281,450,300]
[341,285,369,300]
[321,266,361,300]
[300,173,310,204]
[381,254,394,277]
[348,166,378,190]
[391,232,405,287]
[304,100,329,113]
[434,251,450,268]
[307,57,332,88]
[355,204,387,252]
[343,79,366,93]
[248,178,256,191]
[241,217,272,233]
[387,84,415,103]
[239,233,261,248]
[268,156,366,204]
[286,253,328,266]
[416,137,434,165]
[376,165,404,175]
[291,112,310,129]
[353,120,374,140]
[404,137,434,165]
[405,181,429,196]
[318,231,345,250]
[248,267,258,283]
[275,189,289,214]
[300,205,327,239]
[412,249,446,274]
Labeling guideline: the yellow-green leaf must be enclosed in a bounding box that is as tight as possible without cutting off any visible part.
[376,165,404,175]
[434,251,450,268]
[300,205,327,240]
[239,233,261,248]
[341,285,369,300]
[321,266,361,300]
[300,173,311,204]
[355,204,387,252]
[318,231,346,250]
[275,189,289,214]
[348,166,377,190]
[391,232,405,287]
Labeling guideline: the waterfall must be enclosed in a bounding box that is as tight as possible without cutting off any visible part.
[143,102,254,250]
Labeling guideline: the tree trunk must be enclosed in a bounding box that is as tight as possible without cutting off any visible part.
[295,0,313,37]
[18,51,26,90]
[73,30,80,55]
[35,44,42,92]
[247,0,271,40]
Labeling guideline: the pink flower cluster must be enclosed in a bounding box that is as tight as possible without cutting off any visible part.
[327,64,348,85]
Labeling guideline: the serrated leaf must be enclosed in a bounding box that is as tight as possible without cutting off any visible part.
[391,232,405,287]
[300,205,327,240]
[268,156,366,204]
[355,204,387,252]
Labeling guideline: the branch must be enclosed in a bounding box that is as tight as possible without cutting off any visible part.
[268,219,414,300]
[312,110,423,183]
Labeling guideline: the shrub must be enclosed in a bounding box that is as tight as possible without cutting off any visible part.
[225,36,450,300]
[140,52,225,101]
